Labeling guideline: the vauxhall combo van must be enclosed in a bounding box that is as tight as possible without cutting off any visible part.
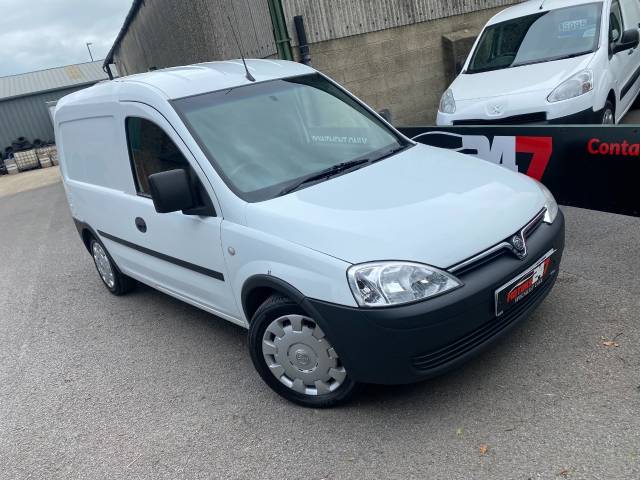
[437,0,640,125]
[55,60,565,407]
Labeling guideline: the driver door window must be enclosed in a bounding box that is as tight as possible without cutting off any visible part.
[126,117,190,196]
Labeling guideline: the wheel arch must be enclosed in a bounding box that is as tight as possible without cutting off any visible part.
[241,275,307,322]
[72,218,99,253]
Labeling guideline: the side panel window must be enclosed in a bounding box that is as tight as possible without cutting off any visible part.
[59,116,130,190]
[126,117,189,195]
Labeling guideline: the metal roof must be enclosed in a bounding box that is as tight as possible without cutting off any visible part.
[0,60,118,102]
[103,0,143,71]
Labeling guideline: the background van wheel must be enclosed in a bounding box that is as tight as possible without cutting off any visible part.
[89,237,136,295]
[601,101,615,125]
[248,294,356,408]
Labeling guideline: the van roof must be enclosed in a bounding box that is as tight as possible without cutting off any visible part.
[488,0,604,25]
[58,59,316,107]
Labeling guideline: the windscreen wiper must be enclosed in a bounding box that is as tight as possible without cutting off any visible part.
[369,143,411,164]
[278,158,370,196]
[512,50,593,68]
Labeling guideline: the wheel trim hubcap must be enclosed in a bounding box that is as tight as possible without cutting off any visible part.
[603,109,614,125]
[92,242,115,288]
[262,314,346,396]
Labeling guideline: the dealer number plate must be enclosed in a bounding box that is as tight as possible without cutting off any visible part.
[495,249,557,317]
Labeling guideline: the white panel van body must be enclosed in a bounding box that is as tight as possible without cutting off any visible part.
[55,60,564,407]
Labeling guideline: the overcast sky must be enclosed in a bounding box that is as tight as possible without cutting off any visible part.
[0,0,131,77]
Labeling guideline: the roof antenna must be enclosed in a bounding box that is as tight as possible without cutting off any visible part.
[539,0,547,10]
[227,15,256,82]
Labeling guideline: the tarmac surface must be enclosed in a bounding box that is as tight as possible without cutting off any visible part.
[1,178,638,479]
[0,166,60,198]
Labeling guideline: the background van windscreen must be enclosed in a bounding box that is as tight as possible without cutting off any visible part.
[468,3,602,73]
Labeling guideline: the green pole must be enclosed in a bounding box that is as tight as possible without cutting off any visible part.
[267,0,294,61]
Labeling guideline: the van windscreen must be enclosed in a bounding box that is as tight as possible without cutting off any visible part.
[172,74,407,202]
[467,2,602,74]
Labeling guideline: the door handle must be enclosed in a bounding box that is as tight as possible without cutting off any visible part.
[135,217,147,233]
[629,48,635,55]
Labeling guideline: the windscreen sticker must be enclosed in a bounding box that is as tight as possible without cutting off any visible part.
[308,128,371,145]
[560,19,589,32]
[558,18,596,38]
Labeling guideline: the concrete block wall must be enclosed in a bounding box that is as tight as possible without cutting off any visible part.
[299,7,505,126]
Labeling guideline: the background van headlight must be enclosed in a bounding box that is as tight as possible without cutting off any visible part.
[547,70,593,103]
[439,89,456,114]
[347,262,462,307]
[534,179,559,224]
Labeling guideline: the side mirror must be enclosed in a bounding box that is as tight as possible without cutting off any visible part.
[148,169,195,214]
[613,28,639,54]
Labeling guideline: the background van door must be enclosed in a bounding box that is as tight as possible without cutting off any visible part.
[610,0,640,116]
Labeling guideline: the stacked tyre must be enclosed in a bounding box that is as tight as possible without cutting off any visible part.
[11,137,33,152]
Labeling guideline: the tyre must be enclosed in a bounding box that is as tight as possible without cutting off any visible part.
[89,236,136,295]
[601,100,615,125]
[248,294,356,408]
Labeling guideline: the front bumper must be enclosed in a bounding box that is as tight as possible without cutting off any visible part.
[303,210,565,385]
[437,89,599,125]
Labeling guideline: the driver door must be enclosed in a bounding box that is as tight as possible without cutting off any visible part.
[101,102,240,321]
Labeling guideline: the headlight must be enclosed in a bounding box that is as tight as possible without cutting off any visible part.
[534,180,559,224]
[547,70,593,103]
[347,262,462,307]
[439,89,456,114]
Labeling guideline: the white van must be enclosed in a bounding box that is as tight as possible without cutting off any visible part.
[437,0,640,125]
[55,60,564,407]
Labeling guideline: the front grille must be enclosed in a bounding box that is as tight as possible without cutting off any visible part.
[411,276,554,372]
[449,209,545,276]
[453,112,547,125]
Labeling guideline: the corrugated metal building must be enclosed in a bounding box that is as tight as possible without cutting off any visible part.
[105,0,523,123]
[0,61,117,151]
[106,0,278,77]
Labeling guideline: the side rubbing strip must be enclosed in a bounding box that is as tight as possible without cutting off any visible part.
[97,230,225,281]
[621,63,640,100]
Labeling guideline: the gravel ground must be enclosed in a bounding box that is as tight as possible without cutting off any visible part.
[0,181,638,480]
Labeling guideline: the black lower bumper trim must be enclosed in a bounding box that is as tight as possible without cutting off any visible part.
[411,274,555,371]
[451,108,603,126]
[547,107,603,124]
[304,211,565,385]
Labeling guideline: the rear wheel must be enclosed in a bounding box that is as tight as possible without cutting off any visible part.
[90,237,136,295]
[601,101,615,125]
[248,294,356,407]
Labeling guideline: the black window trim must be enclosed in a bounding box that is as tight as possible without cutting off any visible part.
[609,0,625,58]
[124,115,151,198]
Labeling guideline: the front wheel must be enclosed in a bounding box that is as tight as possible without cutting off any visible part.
[601,101,615,125]
[248,294,356,407]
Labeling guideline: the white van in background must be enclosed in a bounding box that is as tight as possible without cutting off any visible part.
[437,0,640,125]
[55,60,564,407]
